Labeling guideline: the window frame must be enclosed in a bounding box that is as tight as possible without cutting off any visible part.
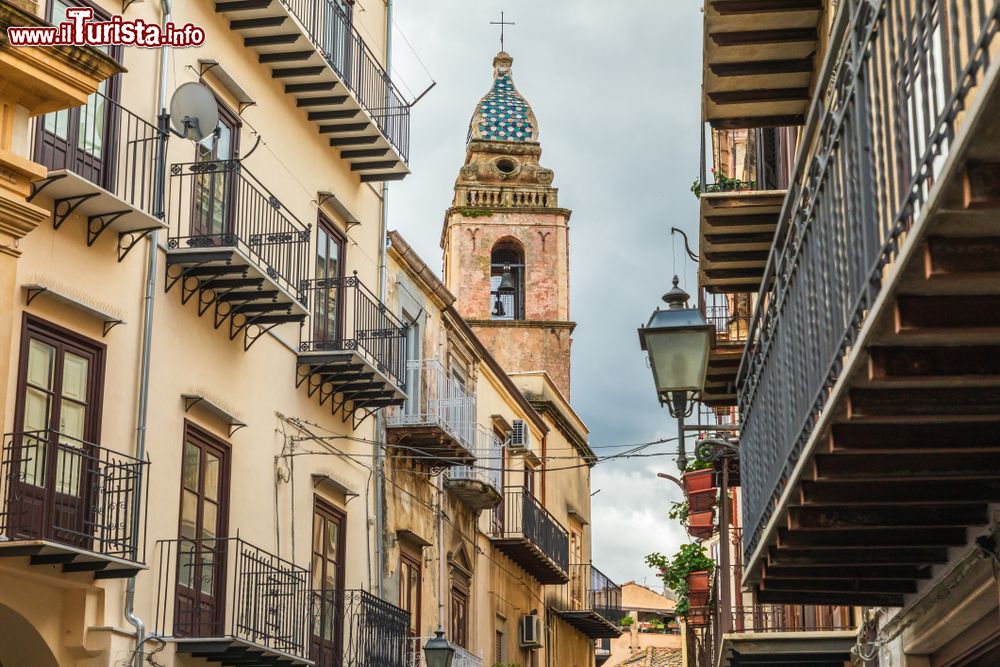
[313,212,348,344]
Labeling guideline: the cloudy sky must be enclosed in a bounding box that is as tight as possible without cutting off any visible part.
[385,0,704,588]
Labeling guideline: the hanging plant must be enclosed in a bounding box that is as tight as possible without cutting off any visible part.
[645,543,714,617]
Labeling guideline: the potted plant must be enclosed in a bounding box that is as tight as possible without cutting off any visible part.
[682,459,715,496]
[619,615,634,630]
[687,509,715,540]
[645,543,714,625]
[687,488,716,513]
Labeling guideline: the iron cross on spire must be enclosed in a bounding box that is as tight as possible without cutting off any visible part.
[490,11,515,51]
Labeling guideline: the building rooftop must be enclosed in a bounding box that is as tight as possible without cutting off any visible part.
[469,51,538,143]
[621,647,684,667]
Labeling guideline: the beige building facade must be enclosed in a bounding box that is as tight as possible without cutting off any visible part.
[0,3,617,667]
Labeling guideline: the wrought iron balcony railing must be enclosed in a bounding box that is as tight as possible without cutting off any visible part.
[446,427,503,493]
[727,603,855,634]
[299,272,408,391]
[166,160,312,306]
[153,537,311,663]
[282,0,410,162]
[387,359,476,453]
[407,637,483,667]
[737,0,1000,564]
[551,563,623,637]
[312,588,409,667]
[490,486,569,582]
[700,290,751,346]
[0,430,148,574]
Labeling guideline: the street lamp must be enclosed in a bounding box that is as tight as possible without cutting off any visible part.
[423,628,456,667]
[638,276,712,471]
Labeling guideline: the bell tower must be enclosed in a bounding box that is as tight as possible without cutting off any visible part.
[442,51,575,397]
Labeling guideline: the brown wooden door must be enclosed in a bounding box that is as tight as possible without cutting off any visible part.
[311,500,346,666]
[9,317,104,549]
[190,103,240,241]
[174,425,229,638]
[34,0,119,187]
[313,216,346,346]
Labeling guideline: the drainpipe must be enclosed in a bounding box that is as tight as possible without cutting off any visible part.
[124,0,171,663]
[374,0,394,600]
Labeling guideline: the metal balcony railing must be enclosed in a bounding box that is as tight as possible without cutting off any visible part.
[299,273,408,391]
[282,0,410,162]
[0,430,148,562]
[387,359,476,451]
[311,589,409,667]
[737,0,1000,563]
[167,160,312,305]
[32,89,164,217]
[552,563,623,625]
[407,638,483,667]
[491,486,569,574]
[153,537,311,660]
[700,290,751,346]
[727,603,855,634]
[446,427,503,492]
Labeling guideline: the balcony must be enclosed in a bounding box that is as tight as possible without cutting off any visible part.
[311,589,410,667]
[445,427,503,510]
[165,159,310,350]
[214,0,409,181]
[297,274,407,426]
[28,90,167,261]
[716,603,855,667]
[702,0,823,129]
[407,638,483,667]
[386,359,476,467]
[490,486,569,584]
[699,181,785,295]
[153,537,311,666]
[700,290,751,407]
[551,564,623,639]
[0,430,147,579]
[738,0,1000,605]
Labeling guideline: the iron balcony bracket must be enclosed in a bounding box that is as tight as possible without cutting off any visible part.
[87,210,131,246]
[695,436,740,464]
[26,172,67,203]
[117,227,160,262]
[52,193,100,230]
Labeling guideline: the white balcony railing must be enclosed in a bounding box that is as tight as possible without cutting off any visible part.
[407,637,484,667]
[387,359,476,453]
[447,426,503,492]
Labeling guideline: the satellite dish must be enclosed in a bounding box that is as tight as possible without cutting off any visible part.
[169,82,219,142]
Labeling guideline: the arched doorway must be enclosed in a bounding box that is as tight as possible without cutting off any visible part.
[0,602,61,667]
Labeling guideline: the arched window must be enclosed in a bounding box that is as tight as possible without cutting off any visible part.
[490,241,525,320]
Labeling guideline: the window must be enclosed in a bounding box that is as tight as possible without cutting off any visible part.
[35,0,121,187]
[175,423,230,638]
[523,463,536,496]
[489,240,525,320]
[10,316,104,544]
[399,551,421,638]
[494,628,504,664]
[402,312,421,417]
[313,215,346,345]
[311,500,345,663]
[323,0,354,81]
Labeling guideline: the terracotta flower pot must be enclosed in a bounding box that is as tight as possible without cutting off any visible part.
[682,469,715,495]
[687,605,710,627]
[687,570,711,609]
[687,509,715,540]
[688,488,717,513]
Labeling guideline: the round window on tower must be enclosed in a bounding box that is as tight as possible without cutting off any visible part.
[495,158,518,175]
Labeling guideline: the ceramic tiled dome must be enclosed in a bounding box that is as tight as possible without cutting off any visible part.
[469,51,539,143]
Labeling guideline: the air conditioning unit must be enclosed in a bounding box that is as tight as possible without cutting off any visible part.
[519,613,543,649]
[510,419,530,450]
